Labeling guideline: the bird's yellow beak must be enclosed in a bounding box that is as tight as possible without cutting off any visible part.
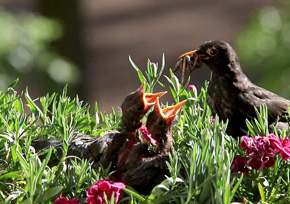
[155,98,187,123]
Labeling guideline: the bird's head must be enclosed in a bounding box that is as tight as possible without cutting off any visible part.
[121,83,167,132]
[146,98,186,151]
[179,40,240,74]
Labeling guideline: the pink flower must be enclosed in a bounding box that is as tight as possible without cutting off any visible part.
[210,119,215,124]
[240,136,277,170]
[231,156,249,174]
[139,125,158,146]
[87,180,125,204]
[55,197,80,204]
[269,133,290,161]
[188,84,195,89]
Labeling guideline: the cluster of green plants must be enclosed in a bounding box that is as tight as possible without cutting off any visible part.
[0,56,290,204]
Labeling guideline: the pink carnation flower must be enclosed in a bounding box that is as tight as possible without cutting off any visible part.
[87,180,125,204]
[139,125,158,146]
[269,133,290,161]
[240,136,276,170]
[231,156,249,174]
[55,197,80,204]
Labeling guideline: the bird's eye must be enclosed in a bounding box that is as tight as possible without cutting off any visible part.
[137,103,144,111]
[158,119,165,126]
[207,48,218,56]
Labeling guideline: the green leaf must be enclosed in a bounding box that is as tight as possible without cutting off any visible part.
[37,186,63,202]
[122,187,146,202]
[8,78,20,89]
[16,151,29,171]
[34,148,52,188]
[129,55,147,84]
[0,171,22,180]
[25,88,43,115]
[258,182,265,202]
[229,174,243,202]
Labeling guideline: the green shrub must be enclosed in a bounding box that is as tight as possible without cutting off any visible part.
[0,55,289,203]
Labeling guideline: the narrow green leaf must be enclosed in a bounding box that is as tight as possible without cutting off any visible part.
[122,187,146,202]
[129,56,147,84]
[258,182,265,202]
[229,174,243,202]
[16,151,29,171]
[35,148,52,188]
[0,171,22,180]
[9,78,20,88]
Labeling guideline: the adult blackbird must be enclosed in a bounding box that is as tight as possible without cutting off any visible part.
[176,40,290,137]
[120,98,186,194]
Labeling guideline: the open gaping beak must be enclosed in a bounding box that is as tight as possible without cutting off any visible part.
[138,83,167,111]
[156,98,187,123]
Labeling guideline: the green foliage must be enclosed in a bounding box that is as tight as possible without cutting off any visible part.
[236,1,290,99]
[0,79,110,203]
[0,8,80,94]
[1,56,290,203]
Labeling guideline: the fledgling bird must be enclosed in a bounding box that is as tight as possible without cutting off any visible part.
[120,98,186,194]
[176,40,290,137]
[95,83,167,169]
[33,84,167,170]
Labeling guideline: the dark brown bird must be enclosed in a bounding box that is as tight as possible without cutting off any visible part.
[96,83,167,169]
[33,84,166,169]
[120,98,186,194]
[176,40,290,137]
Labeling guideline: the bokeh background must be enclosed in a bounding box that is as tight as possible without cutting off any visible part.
[1,0,289,113]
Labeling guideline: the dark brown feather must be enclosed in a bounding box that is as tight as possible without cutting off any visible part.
[178,40,290,137]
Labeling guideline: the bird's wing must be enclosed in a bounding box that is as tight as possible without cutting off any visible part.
[122,155,168,183]
[121,155,169,194]
[239,85,290,121]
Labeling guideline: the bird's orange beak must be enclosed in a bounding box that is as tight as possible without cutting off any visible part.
[156,98,187,123]
[139,83,167,111]
[179,50,197,59]
[179,49,209,60]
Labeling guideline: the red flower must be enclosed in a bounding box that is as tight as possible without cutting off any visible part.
[231,156,249,174]
[269,133,290,161]
[87,180,125,204]
[240,136,277,170]
[139,125,158,146]
[55,197,80,204]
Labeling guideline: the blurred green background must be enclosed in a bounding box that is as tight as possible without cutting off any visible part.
[236,0,290,99]
[0,9,80,95]
[0,0,289,111]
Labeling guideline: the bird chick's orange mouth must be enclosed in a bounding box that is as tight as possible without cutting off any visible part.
[138,83,167,111]
[156,98,187,123]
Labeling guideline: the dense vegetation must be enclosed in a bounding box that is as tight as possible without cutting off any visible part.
[1,56,289,203]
